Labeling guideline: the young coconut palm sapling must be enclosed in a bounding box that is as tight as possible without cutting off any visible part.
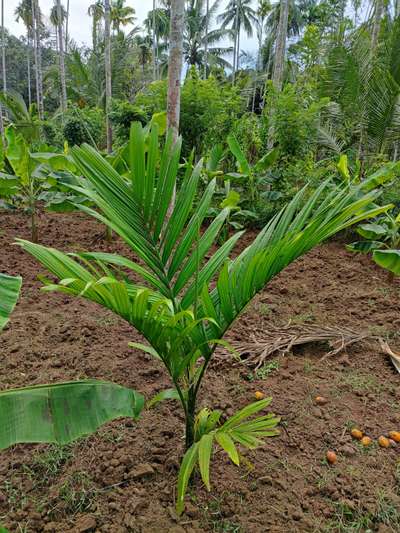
[1,123,392,512]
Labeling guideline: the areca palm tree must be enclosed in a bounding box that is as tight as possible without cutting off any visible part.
[134,35,153,80]
[144,4,170,80]
[88,0,104,51]
[218,0,257,81]
[50,0,68,114]
[104,0,112,152]
[168,0,185,140]
[15,0,35,106]
[0,123,392,514]
[32,0,44,119]
[1,0,6,94]
[184,0,232,71]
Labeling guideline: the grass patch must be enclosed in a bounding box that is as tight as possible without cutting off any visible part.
[338,370,383,395]
[246,360,279,381]
[323,492,400,532]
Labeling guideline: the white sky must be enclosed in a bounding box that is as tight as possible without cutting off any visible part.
[5,0,257,51]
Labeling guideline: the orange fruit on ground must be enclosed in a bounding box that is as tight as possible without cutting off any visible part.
[254,391,265,400]
[350,428,363,440]
[326,451,337,464]
[378,436,390,448]
[361,436,372,447]
[315,396,328,405]
[388,431,400,443]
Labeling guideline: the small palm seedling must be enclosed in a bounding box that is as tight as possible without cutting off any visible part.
[0,123,391,513]
[347,211,400,279]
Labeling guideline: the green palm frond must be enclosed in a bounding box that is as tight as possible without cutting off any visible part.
[18,122,391,380]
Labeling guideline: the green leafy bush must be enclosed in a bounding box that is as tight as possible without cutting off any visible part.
[109,100,148,144]
[264,82,329,160]
[62,106,105,148]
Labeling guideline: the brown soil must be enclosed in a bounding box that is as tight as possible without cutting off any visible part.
[0,211,400,533]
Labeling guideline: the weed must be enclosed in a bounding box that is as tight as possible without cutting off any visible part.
[303,359,314,374]
[338,370,383,395]
[323,492,400,532]
[0,480,28,513]
[247,360,279,381]
[95,314,119,327]
[201,494,244,533]
[58,472,94,515]
[257,303,272,316]
[315,468,337,490]
[28,445,73,481]
[291,310,316,324]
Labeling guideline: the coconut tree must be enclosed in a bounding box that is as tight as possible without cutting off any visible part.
[111,0,136,34]
[50,0,68,114]
[15,0,34,107]
[272,0,290,90]
[218,0,257,81]
[322,17,400,162]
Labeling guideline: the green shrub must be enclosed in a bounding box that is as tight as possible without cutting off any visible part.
[109,100,148,144]
[264,82,329,160]
[62,106,105,148]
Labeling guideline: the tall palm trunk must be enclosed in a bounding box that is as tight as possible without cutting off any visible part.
[27,32,32,107]
[1,0,6,93]
[236,22,241,73]
[252,19,263,112]
[56,0,67,114]
[167,0,185,142]
[203,0,209,79]
[0,0,4,139]
[232,0,239,84]
[371,0,384,52]
[152,0,157,80]
[65,0,70,51]
[104,0,113,154]
[272,0,289,91]
[32,0,44,119]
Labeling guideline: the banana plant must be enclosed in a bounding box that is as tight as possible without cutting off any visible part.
[0,260,144,461]
[226,135,279,204]
[2,123,392,513]
[0,127,87,241]
[0,272,22,331]
[347,211,400,279]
